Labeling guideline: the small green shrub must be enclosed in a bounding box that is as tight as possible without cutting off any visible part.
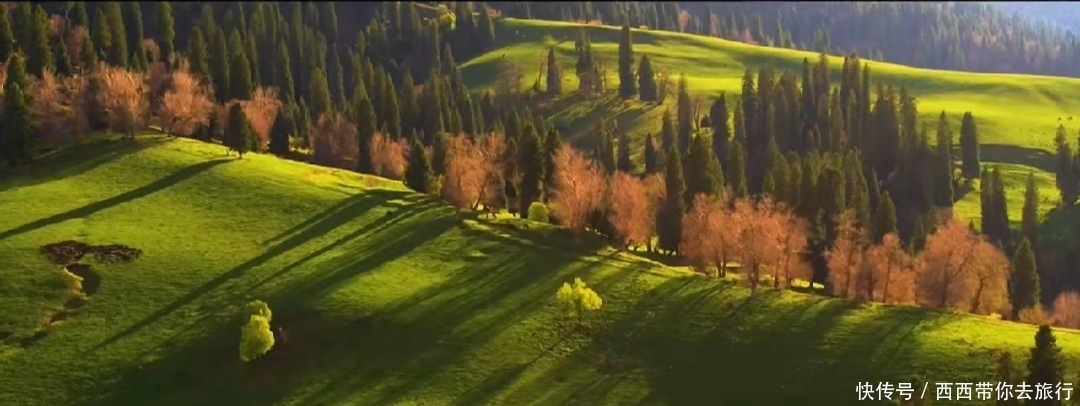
[239,315,275,362]
[528,202,550,223]
[554,277,603,323]
[59,268,86,300]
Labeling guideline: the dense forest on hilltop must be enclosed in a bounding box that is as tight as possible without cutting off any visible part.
[3,1,1080,337]
[502,1,1080,77]
[997,2,1080,35]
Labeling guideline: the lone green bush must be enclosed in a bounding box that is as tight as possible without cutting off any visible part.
[528,202,550,223]
[554,277,603,323]
[239,300,275,362]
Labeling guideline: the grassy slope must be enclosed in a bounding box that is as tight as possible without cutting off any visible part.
[460,18,1080,232]
[1,136,1080,405]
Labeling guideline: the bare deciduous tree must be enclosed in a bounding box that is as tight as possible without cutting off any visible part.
[642,173,665,253]
[730,197,783,295]
[441,135,486,213]
[239,87,283,149]
[33,70,88,145]
[915,219,1009,313]
[609,172,652,249]
[159,66,213,137]
[96,63,149,139]
[1053,291,1080,329]
[369,132,408,180]
[771,204,810,289]
[550,145,605,235]
[865,233,915,304]
[826,211,866,300]
[310,113,358,170]
[477,133,507,211]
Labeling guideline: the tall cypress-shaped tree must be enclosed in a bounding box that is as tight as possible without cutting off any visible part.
[310,67,333,121]
[684,134,724,206]
[933,111,954,207]
[352,79,376,174]
[1010,238,1040,317]
[226,103,256,159]
[637,55,657,102]
[1026,325,1065,404]
[210,27,229,102]
[52,35,72,77]
[872,190,897,243]
[727,139,748,198]
[154,2,175,63]
[104,2,128,68]
[404,139,432,193]
[1053,124,1077,204]
[676,74,692,153]
[25,6,52,78]
[542,129,561,200]
[617,25,636,99]
[644,133,659,175]
[187,27,209,79]
[228,30,253,100]
[657,146,686,254]
[517,124,545,216]
[268,106,295,156]
[710,92,731,171]
[1021,171,1040,248]
[660,109,676,150]
[546,48,561,96]
[958,112,981,180]
[1,54,34,166]
[122,2,146,70]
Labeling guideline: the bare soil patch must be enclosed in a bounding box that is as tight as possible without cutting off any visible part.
[40,240,142,265]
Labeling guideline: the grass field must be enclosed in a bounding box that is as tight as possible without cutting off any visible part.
[459,18,1080,233]
[2,135,1080,405]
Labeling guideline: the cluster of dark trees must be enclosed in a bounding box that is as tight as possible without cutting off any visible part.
[502,1,1080,77]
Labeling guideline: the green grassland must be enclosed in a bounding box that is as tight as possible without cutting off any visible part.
[460,18,1080,233]
[2,136,1080,406]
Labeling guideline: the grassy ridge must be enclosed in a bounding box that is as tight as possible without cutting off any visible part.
[460,18,1078,229]
[1,136,1080,405]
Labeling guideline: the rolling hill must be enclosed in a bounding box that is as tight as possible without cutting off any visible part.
[459,17,1080,235]
[1,134,1080,405]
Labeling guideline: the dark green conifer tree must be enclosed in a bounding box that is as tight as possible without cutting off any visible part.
[518,124,545,216]
[226,103,256,159]
[657,146,686,254]
[154,2,175,63]
[617,25,636,99]
[959,111,981,180]
[1025,325,1065,404]
[727,139,748,198]
[684,134,724,206]
[637,55,657,102]
[228,30,253,100]
[405,139,432,193]
[1010,238,1040,317]
[1021,172,1040,248]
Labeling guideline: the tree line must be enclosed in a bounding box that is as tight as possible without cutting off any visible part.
[500,1,1080,78]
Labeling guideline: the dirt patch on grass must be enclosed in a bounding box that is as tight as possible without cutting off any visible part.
[40,240,142,265]
[66,263,101,296]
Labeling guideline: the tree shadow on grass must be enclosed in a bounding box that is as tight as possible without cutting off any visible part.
[91,188,414,351]
[0,157,229,242]
[980,143,1056,173]
[0,136,169,192]
[86,206,459,406]
[301,239,606,406]
[245,195,446,293]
